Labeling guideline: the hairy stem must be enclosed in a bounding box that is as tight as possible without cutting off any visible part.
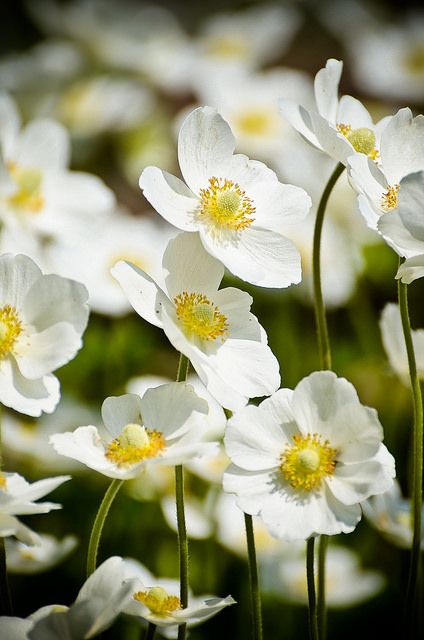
[86,478,124,577]
[244,514,263,640]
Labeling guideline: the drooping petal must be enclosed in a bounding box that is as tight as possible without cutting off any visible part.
[111,260,163,328]
[396,254,424,284]
[0,359,60,417]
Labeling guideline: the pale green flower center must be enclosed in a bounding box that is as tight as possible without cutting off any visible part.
[105,423,165,467]
[280,433,337,492]
[133,586,182,615]
[0,304,22,360]
[7,162,44,212]
[336,124,379,159]
[173,291,228,342]
[198,177,255,231]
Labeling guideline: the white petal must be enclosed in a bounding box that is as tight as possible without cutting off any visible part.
[0,91,20,158]
[0,359,60,417]
[337,95,373,129]
[101,395,143,438]
[309,111,351,164]
[314,59,343,123]
[328,452,395,505]
[111,261,163,328]
[0,253,41,310]
[15,119,70,170]
[396,255,424,284]
[279,100,320,148]
[248,182,311,231]
[380,108,424,184]
[214,287,261,341]
[139,167,199,231]
[178,106,235,194]
[43,171,115,217]
[0,513,41,545]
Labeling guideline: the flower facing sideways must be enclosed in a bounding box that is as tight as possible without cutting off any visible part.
[140,106,311,288]
[112,232,280,411]
[0,253,89,416]
[50,383,216,480]
[224,371,395,541]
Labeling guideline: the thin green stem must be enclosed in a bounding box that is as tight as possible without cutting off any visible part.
[307,538,319,640]
[397,266,423,634]
[244,514,263,640]
[175,352,189,640]
[312,162,345,371]
[317,535,329,639]
[0,404,12,616]
[86,478,124,577]
[145,623,157,640]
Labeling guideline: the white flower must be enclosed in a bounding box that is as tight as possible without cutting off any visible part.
[123,558,235,631]
[0,92,115,240]
[347,109,424,231]
[112,232,280,411]
[274,545,385,607]
[0,472,70,545]
[139,106,311,288]
[363,480,424,549]
[5,533,77,574]
[0,254,89,416]
[223,371,395,541]
[380,303,424,383]
[161,494,212,540]
[50,383,215,480]
[280,58,387,165]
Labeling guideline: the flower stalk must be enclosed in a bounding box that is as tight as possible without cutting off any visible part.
[306,538,319,640]
[86,478,124,577]
[244,513,263,640]
[176,353,189,640]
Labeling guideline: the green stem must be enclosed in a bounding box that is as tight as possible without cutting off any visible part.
[0,404,12,616]
[176,352,189,640]
[312,162,345,371]
[312,162,344,640]
[244,514,263,640]
[86,478,124,577]
[397,266,423,633]
[145,623,157,640]
[306,538,319,640]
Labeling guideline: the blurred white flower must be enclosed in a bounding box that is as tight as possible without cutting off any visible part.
[6,533,77,574]
[112,232,280,411]
[0,472,70,545]
[224,371,395,541]
[50,384,215,480]
[140,106,311,288]
[362,479,424,549]
[0,254,89,416]
[161,495,212,540]
[379,303,424,383]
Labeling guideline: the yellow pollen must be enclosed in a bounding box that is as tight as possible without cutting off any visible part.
[133,586,182,615]
[7,162,44,213]
[380,184,400,212]
[105,423,165,467]
[0,473,7,491]
[280,433,337,492]
[0,305,23,359]
[198,177,255,231]
[174,291,228,342]
[336,124,378,159]
[236,110,274,136]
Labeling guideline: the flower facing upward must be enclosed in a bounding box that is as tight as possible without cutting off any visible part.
[50,383,216,480]
[139,106,311,288]
[224,371,395,541]
[112,232,280,411]
[0,254,89,416]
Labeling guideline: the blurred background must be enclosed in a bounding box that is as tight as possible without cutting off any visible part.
[1,0,424,638]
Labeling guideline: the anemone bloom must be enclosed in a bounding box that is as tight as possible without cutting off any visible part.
[140,106,311,288]
[112,232,280,411]
[224,371,395,541]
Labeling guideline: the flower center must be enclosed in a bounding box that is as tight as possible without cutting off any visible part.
[280,433,337,492]
[236,109,276,136]
[336,124,379,160]
[7,162,44,213]
[174,291,228,342]
[133,586,182,615]
[404,44,424,75]
[198,177,255,231]
[0,305,23,359]
[206,37,249,59]
[105,423,165,467]
[0,473,7,491]
[380,184,400,212]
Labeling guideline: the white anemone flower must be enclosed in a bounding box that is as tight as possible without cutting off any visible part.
[112,232,280,411]
[123,558,235,632]
[275,545,385,607]
[6,533,77,574]
[224,371,395,541]
[0,472,70,545]
[362,480,424,549]
[280,58,388,166]
[0,92,115,240]
[0,254,89,416]
[380,303,424,383]
[139,106,311,288]
[50,383,215,480]
[347,109,424,231]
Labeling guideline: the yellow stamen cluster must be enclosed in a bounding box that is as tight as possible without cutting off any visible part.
[280,433,337,492]
[174,291,228,342]
[134,586,181,615]
[198,177,255,231]
[380,184,400,212]
[0,473,7,491]
[336,123,379,159]
[7,162,44,213]
[105,423,165,467]
[0,304,22,359]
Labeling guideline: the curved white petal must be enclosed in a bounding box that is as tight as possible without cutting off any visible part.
[15,119,70,170]
[214,287,261,341]
[396,255,424,284]
[111,260,163,328]
[0,253,42,310]
[380,108,424,184]
[279,100,320,148]
[328,449,395,505]
[337,95,373,129]
[248,182,311,231]
[314,59,343,123]
[309,111,352,164]
[0,359,60,417]
[101,394,143,438]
